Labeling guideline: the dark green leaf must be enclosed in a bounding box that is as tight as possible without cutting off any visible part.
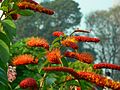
[2,19,16,40]
[0,39,9,64]
[0,32,10,47]
[61,57,68,67]
[1,0,9,7]
[0,68,8,86]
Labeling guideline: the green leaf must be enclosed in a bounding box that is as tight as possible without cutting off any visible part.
[61,57,68,67]
[0,39,9,64]
[1,0,9,7]
[0,59,7,70]
[0,32,10,47]
[18,9,34,16]
[52,37,60,45]
[0,68,8,86]
[0,6,8,12]
[2,19,16,40]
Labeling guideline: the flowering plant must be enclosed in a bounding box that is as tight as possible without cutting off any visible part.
[0,0,120,90]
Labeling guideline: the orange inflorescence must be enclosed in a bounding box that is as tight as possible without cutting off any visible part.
[17,1,54,15]
[64,51,94,64]
[26,37,49,49]
[77,72,120,90]
[19,78,38,89]
[73,36,100,43]
[64,51,76,58]
[43,66,80,79]
[93,63,120,71]
[52,31,64,37]
[76,52,94,64]
[12,54,38,66]
[43,66,120,89]
[46,48,62,64]
[61,37,78,49]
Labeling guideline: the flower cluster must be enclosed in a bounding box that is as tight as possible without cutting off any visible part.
[43,66,80,80]
[7,66,17,82]
[12,54,38,66]
[43,66,120,90]
[19,78,38,90]
[77,72,120,90]
[76,52,94,64]
[52,31,64,37]
[64,51,94,64]
[73,36,100,43]
[46,48,62,64]
[93,63,120,71]
[26,37,49,49]
[64,51,76,58]
[17,1,54,15]
[61,37,78,49]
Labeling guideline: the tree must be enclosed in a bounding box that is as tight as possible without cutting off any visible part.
[15,0,82,42]
[85,5,120,80]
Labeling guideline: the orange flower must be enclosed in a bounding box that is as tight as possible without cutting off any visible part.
[73,36,100,43]
[17,1,54,15]
[19,78,38,90]
[12,54,38,66]
[76,52,94,64]
[93,63,120,71]
[46,48,62,64]
[64,51,94,64]
[43,67,120,90]
[64,51,76,58]
[61,37,78,49]
[26,37,49,49]
[52,31,64,37]
[43,66,80,79]
[77,72,120,90]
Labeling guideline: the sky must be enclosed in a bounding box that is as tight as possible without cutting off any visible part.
[74,0,113,29]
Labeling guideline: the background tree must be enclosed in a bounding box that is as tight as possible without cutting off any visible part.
[15,0,82,42]
[85,5,120,80]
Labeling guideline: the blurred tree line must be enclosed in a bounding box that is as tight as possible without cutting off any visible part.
[14,0,82,42]
[85,5,120,81]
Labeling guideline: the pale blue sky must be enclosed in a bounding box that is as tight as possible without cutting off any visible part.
[74,0,113,29]
[36,0,114,29]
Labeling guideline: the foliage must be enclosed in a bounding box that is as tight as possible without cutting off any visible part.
[0,0,120,90]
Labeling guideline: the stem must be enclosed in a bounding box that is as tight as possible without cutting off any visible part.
[39,72,47,89]
[70,29,90,36]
